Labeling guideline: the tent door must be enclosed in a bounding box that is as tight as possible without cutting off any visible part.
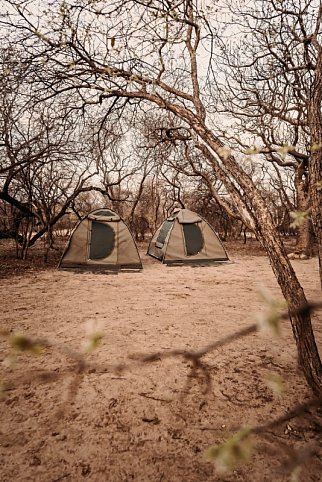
[88,221,118,263]
[155,220,174,248]
[182,223,204,256]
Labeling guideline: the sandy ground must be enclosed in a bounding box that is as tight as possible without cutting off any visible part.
[0,244,321,482]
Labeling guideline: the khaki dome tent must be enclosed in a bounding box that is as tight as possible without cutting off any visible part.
[59,209,143,271]
[147,208,229,265]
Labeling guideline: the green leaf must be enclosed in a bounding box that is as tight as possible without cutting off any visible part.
[256,288,287,335]
[277,144,295,159]
[244,146,260,155]
[264,372,287,397]
[34,30,48,41]
[310,142,322,153]
[83,319,104,353]
[9,334,45,355]
[217,146,231,160]
[204,427,253,474]
[84,332,103,353]
[316,180,322,191]
[289,210,310,229]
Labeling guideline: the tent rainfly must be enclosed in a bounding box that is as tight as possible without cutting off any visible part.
[147,208,229,265]
[59,209,143,271]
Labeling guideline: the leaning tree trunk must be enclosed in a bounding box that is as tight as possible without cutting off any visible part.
[254,220,322,396]
[309,43,322,288]
[235,180,322,395]
[195,134,322,396]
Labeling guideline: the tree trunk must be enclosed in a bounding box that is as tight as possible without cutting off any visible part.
[308,41,322,288]
[294,166,312,257]
[196,132,322,395]
[255,224,322,395]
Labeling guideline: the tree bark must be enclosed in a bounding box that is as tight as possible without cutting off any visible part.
[308,43,322,288]
[294,166,312,257]
[255,224,322,396]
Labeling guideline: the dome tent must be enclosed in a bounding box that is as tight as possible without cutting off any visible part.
[59,208,143,271]
[147,208,229,265]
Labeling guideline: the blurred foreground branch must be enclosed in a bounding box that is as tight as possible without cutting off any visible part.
[1,300,322,478]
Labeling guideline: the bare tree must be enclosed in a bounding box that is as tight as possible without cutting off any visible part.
[0,45,145,257]
[212,0,321,259]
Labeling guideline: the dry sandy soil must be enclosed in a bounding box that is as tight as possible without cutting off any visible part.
[0,240,321,482]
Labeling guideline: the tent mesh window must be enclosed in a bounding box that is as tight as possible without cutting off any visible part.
[93,210,115,217]
[155,220,173,248]
[89,221,115,260]
[183,223,204,256]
